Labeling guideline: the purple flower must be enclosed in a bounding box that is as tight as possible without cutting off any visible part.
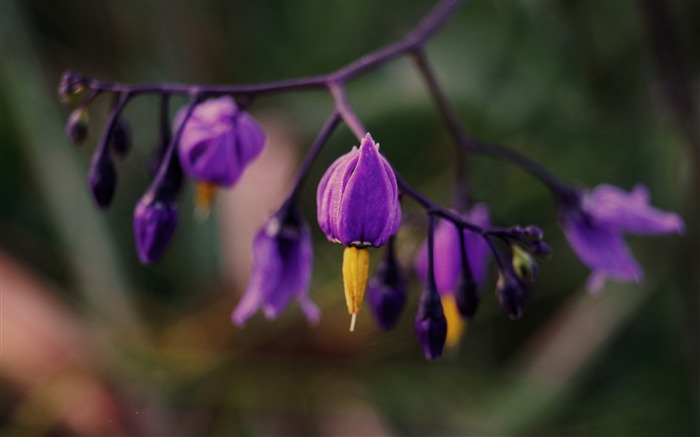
[561,184,684,293]
[414,285,447,361]
[176,96,265,187]
[232,203,320,326]
[366,242,407,331]
[316,133,401,247]
[414,204,491,292]
[133,196,178,264]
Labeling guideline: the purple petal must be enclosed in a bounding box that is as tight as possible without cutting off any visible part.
[414,219,461,293]
[177,96,265,187]
[316,148,359,241]
[563,213,643,284]
[585,184,684,235]
[232,214,318,326]
[414,204,491,292]
[463,203,491,287]
[316,134,401,247]
[231,228,282,326]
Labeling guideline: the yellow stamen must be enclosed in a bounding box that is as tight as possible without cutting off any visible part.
[194,182,217,222]
[441,293,466,349]
[342,246,370,331]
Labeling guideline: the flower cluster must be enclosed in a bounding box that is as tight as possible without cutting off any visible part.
[58,0,685,361]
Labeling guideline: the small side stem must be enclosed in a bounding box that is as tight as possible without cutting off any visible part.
[411,49,575,202]
[288,110,342,201]
[329,82,366,140]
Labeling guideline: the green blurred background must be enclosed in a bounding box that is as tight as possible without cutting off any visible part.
[2,0,698,435]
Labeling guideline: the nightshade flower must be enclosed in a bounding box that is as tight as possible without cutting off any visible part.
[176,96,265,187]
[560,184,684,293]
[414,204,490,347]
[232,202,320,326]
[316,133,401,330]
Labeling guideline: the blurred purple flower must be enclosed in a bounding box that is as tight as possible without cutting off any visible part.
[176,96,265,187]
[232,204,320,326]
[561,184,684,293]
[133,196,178,264]
[414,204,491,292]
[316,133,401,247]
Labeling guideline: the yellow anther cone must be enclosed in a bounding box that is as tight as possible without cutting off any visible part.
[342,246,370,331]
[195,182,218,221]
[441,293,466,349]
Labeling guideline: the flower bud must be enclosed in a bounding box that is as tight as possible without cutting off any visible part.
[523,225,544,240]
[110,118,131,156]
[133,196,178,264]
[66,108,88,145]
[531,240,552,259]
[366,245,407,331]
[57,70,83,103]
[455,273,480,320]
[317,133,401,247]
[88,154,116,209]
[512,245,538,284]
[495,272,529,320]
[414,286,447,361]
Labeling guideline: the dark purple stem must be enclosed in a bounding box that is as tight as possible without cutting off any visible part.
[150,95,200,200]
[427,212,438,294]
[65,0,464,101]
[288,111,342,201]
[94,92,130,161]
[328,83,366,140]
[410,49,576,203]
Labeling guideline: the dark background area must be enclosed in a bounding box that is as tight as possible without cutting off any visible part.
[1,0,698,435]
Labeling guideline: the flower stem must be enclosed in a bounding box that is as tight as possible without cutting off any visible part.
[288,110,342,201]
[410,49,576,202]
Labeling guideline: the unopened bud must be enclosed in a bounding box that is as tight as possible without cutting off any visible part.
[512,245,538,284]
[531,241,552,259]
[455,274,480,320]
[66,108,89,145]
[414,286,447,361]
[496,273,529,320]
[57,70,84,103]
[88,154,117,209]
[110,118,132,156]
[523,225,544,240]
[133,196,178,264]
[366,247,407,331]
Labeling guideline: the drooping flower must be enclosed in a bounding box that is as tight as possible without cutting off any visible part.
[560,184,684,293]
[176,96,265,187]
[366,240,407,331]
[316,133,402,329]
[414,204,490,347]
[232,202,320,326]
